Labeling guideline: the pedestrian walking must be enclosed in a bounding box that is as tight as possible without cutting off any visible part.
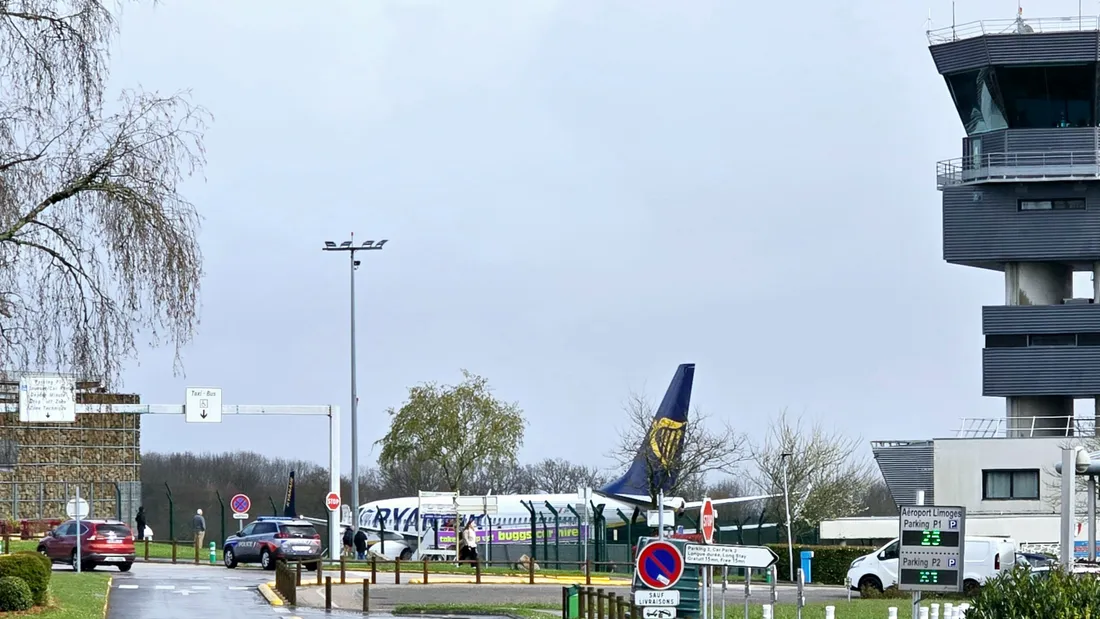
[192,508,206,554]
[134,506,146,541]
[342,525,354,558]
[353,527,368,560]
[459,520,479,563]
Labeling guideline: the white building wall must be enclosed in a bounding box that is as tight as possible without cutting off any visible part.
[933,437,1067,514]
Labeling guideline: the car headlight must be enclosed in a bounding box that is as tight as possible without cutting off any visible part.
[850,557,864,569]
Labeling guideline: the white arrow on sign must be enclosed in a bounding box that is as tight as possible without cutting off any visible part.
[634,590,680,606]
[683,543,778,568]
[641,607,676,619]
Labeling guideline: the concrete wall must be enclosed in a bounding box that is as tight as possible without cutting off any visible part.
[933,437,1063,515]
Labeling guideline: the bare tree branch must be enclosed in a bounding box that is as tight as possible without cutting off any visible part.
[0,1,210,387]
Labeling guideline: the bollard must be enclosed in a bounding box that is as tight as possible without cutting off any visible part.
[341,556,346,584]
[325,576,332,610]
[761,604,773,619]
[825,605,834,619]
[944,602,953,619]
[362,579,370,612]
[144,539,150,561]
[529,556,535,585]
[316,559,323,585]
[475,560,481,584]
[395,558,402,584]
[920,607,929,619]
[194,538,199,564]
[423,558,429,584]
[171,540,177,564]
[931,604,940,619]
[586,560,592,586]
[888,607,898,619]
[209,541,216,564]
[371,556,377,584]
[296,561,302,586]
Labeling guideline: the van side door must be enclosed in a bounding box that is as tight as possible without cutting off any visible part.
[879,540,900,586]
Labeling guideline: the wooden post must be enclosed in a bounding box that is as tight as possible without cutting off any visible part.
[578,586,587,619]
[395,559,402,584]
[586,560,592,585]
[144,540,149,561]
[193,538,199,564]
[475,560,482,584]
[371,556,377,584]
[296,560,302,586]
[561,586,569,619]
[596,588,605,619]
[616,594,626,619]
[362,579,370,612]
[529,555,535,584]
[422,558,429,584]
[171,540,177,564]
[316,558,323,585]
[340,556,346,584]
[325,576,332,610]
[586,587,595,619]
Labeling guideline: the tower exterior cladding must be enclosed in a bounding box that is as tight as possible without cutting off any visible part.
[930,15,1100,437]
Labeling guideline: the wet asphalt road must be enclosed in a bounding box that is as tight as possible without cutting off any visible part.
[100,562,345,619]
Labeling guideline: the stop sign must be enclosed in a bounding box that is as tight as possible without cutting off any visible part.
[700,497,716,544]
[325,491,341,512]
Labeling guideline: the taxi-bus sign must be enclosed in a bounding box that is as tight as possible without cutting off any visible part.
[635,540,684,590]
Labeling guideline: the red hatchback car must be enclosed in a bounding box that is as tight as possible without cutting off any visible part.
[37,519,135,571]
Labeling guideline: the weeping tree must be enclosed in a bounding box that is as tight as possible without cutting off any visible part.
[0,1,211,387]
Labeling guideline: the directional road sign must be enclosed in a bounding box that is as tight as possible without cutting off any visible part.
[635,540,685,590]
[683,543,778,568]
[230,493,251,514]
[700,498,716,544]
[19,374,76,423]
[898,504,966,593]
[634,590,680,606]
[185,387,223,423]
[325,491,341,512]
[65,498,89,519]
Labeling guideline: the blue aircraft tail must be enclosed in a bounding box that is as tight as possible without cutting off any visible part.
[599,363,694,498]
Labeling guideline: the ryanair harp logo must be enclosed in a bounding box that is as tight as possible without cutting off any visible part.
[648,417,685,468]
[284,476,294,506]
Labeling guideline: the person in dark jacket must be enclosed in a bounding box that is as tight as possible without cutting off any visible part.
[353,528,368,560]
[135,507,146,541]
[342,526,354,558]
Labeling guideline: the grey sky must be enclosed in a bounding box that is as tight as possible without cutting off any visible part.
[105,0,1087,475]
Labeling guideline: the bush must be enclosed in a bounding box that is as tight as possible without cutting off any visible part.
[0,552,51,605]
[968,564,1100,619]
[765,544,876,585]
[0,576,33,612]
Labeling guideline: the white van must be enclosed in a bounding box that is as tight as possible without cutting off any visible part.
[846,536,1017,594]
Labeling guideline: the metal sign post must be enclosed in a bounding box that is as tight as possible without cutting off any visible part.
[740,567,748,619]
[74,486,81,573]
[769,565,778,604]
[796,567,805,619]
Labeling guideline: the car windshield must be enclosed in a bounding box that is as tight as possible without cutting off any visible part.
[279,525,316,538]
[94,524,130,537]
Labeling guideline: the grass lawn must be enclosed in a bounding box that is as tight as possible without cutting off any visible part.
[38,571,112,618]
[394,599,962,619]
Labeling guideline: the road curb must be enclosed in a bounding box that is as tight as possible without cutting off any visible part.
[103,576,113,618]
[258,582,283,606]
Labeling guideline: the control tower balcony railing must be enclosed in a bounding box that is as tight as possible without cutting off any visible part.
[927,16,1100,45]
[955,415,1096,438]
[936,151,1100,188]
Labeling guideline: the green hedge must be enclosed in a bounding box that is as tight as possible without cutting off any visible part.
[0,576,32,611]
[765,544,875,585]
[968,564,1100,618]
[0,552,51,605]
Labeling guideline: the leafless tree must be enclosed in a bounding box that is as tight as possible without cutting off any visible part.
[0,1,211,387]
[706,476,765,523]
[748,409,876,538]
[607,392,749,505]
[523,458,611,494]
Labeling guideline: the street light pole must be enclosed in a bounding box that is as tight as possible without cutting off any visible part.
[323,235,388,532]
[781,451,794,582]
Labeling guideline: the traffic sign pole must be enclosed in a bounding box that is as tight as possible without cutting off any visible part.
[75,486,81,573]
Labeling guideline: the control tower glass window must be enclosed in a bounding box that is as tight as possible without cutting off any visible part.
[946,68,1007,135]
[996,63,1095,129]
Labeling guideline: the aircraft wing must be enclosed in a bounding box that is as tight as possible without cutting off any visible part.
[297,516,423,539]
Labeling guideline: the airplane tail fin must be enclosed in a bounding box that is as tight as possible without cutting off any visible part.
[599,363,694,498]
[283,470,296,518]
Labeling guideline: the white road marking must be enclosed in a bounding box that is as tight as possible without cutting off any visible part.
[228,585,249,590]
[314,588,338,608]
[191,586,211,590]
[154,585,175,590]
[118,584,138,589]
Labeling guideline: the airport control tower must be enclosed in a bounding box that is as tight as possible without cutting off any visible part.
[930,12,1100,437]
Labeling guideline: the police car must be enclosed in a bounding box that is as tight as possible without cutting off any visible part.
[222,516,322,570]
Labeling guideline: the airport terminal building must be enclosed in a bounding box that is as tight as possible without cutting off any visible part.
[822,14,1100,554]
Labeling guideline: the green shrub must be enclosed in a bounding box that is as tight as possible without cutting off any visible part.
[0,576,33,612]
[968,564,1100,619]
[0,552,50,605]
[14,550,50,574]
[765,544,876,585]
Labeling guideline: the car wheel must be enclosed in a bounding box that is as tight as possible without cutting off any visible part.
[858,575,883,593]
[400,548,412,561]
[964,579,980,595]
[260,549,273,570]
[118,562,132,572]
[223,547,237,569]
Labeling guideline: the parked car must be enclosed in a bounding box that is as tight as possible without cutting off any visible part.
[846,535,1017,594]
[223,516,322,570]
[37,519,135,572]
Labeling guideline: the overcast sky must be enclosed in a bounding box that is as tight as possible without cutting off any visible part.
[105,0,1092,476]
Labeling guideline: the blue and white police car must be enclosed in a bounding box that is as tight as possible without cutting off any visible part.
[223,516,323,570]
